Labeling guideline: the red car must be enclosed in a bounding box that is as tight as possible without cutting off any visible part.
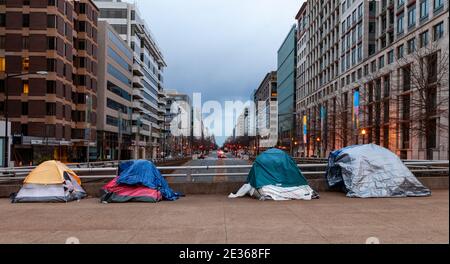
[217,150,227,159]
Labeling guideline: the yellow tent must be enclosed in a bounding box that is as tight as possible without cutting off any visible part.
[23,160,81,185]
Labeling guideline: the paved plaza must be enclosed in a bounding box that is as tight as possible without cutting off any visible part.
[0,191,448,244]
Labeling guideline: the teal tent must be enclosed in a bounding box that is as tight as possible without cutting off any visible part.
[230,148,318,200]
[248,148,309,188]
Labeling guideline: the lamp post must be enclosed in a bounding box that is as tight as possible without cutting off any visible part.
[361,128,367,144]
[2,71,48,168]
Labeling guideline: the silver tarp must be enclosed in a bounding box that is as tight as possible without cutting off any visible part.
[325,144,431,198]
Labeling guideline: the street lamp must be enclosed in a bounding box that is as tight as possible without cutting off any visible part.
[2,71,48,167]
[361,129,367,144]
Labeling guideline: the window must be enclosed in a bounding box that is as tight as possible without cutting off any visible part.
[420,0,429,19]
[21,124,28,136]
[22,57,30,71]
[47,37,56,50]
[433,22,444,40]
[22,37,29,50]
[388,50,394,64]
[111,24,127,35]
[46,103,56,116]
[369,0,376,15]
[21,102,28,115]
[79,3,86,14]
[398,0,405,6]
[357,23,362,39]
[0,14,5,27]
[419,31,429,47]
[22,80,29,94]
[369,44,376,56]
[358,3,363,18]
[107,64,131,86]
[0,36,5,50]
[371,60,377,73]
[47,59,56,72]
[434,0,444,10]
[397,44,404,59]
[397,13,404,34]
[77,40,86,50]
[22,14,30,27]
[369,22,376,33]
[379,55,385,68]
[47,15,56,28]
[47,81,56,94]
[407,38,416,53]
[107,81,132,101]
[108,47,131,72]
[357,44,362,61]
[78,21,86,32]
[407,6,416,28]
[352,49,356,65]
[0,57,5,72]
[99,8,127,18]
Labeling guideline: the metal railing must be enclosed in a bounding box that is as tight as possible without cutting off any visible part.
[0,160,448,182]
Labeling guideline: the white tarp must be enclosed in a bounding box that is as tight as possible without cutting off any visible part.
[229,184,315,201]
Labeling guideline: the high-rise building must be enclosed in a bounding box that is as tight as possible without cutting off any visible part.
[296,0,449,160]
[97,20,133,160]
[0,0,99,165]
[163,90,193,157]
[295,2,309,156]
[94,0,167,160]
[253,71,277,153]
[277,25,297,154]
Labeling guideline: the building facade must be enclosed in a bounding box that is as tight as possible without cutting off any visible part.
[277,25,297,153]
[253,71,277,153]
[296,0,449,160]
[163,90,193,157]
[94,0,167,160]
[97,20,133,160]
[0,0,99,165]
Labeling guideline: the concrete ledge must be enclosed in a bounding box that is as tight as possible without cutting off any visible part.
[0,176,447,198]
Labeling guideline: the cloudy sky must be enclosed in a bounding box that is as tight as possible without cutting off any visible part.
[125,0,304,144]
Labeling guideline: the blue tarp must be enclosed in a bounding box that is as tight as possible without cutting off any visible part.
[117,160,181,201]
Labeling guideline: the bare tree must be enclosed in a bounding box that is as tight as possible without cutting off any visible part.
[394,43,449,159]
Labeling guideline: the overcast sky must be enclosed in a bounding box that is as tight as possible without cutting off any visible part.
[125,0,304,144]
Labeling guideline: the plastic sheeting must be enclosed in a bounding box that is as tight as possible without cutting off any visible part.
[229,184,316,201]
[117,160,181,201]
[325,144,431,198]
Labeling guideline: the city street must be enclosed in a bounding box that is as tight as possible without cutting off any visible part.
[168,151,251,183]
[0,191,447,244]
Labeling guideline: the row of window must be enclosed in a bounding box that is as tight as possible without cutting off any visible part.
[108,47,131,73]
[107,29,133,60]
[397,0,444,35]
[107,63,131,87]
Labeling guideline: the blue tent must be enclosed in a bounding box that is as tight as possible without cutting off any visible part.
[117,160,181,201]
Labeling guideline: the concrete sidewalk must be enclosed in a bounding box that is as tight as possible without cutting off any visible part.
[0,191,448,244]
